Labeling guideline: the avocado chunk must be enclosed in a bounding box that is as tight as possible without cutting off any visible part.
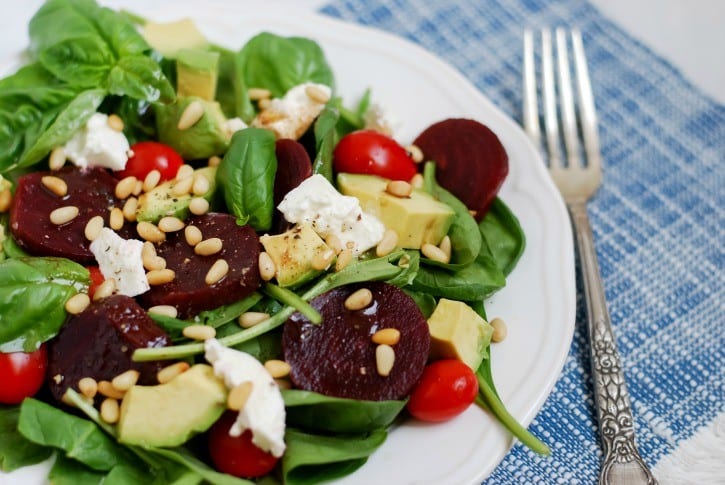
[260,224,334,287]
[337,173,455,249]
[176,48,219,101]
[427,298,493,371]
[142,19,209,58]
[156,97,229,159]
[117,364,227,447]
[136,166,217,223]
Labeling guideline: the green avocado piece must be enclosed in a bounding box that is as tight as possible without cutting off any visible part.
[117,364,227,448]
[427,298,493,371]
[176,48,219,101]
[259,224,334,288]
[142,19,209,58]
[336,173,456,249]
[156,96,229,159]
[136,166,217,223]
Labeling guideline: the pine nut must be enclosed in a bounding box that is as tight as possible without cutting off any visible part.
[375,344,395,377]
[158,216,185,233]
[109,207,124,230]
[421,243,450,263]
[386,180,412,198]
[248,87,272,100]
[50,206,79,225]
[406,144,424,163]
[177,100,204,130]
[274,378,291,390]
[264,359,291,379]
[490,317,508,343]
[97,380,125,400]
[147,269,175,285]
[311,248,335,270]
[469,209,478,218]
[238,312,269,328]
[205,259,229,285]
[133,180,143,196]
[100,398,120,424]
[258,252,276,281]
[171,175,194,196]
[344,288,373,311]
[0,190,10,213]
[137,221,166,243]
[183,324,216,341]
[195,237,223,256]
[157,362,190,384]
[439,235,452,260]
[49,147,66,170]
[258,109,285,123]
[185,225,203,246]
[41,175,68,197]
[143,170,161,192]
[92,278,116,301]
[78,377,98,399]
[84,215,104,241]
[148,305,178,318]
[143,255,166,271]
[410,173,424,188]
[115,176,137,200]
[189,197,209,215]
[176,164,195,180]
[208,155,221,167]
[305,84,331,104]
[123,197,138,222]
[335,248,353,272]
[107,114,124,132]
[258,98,272,110]
[111,370,140,392]
[65,293,90,314]
[375,229,398,257]
[325,234,342,254]
[227,382,254,411]
[192,174,210,195]
[372,328,401,346]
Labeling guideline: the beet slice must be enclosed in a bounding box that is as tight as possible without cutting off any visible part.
[139,213,261,318]
[9,166,134,263]
[282,282,430,401]
[47,295,170,403]
[272,139,312,233]
[413,118,508,219]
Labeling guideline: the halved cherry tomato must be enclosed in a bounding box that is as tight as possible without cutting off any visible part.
[0,345,48,404]
[116,141,184,182]
[208,412,279,478]
[87,266,105,300]
[406,359,479,422]
[333,130,417,181]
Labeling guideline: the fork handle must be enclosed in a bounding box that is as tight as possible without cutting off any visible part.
[569,202,658,485]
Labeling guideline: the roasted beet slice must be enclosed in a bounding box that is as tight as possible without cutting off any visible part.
[139,213,261,318]
[283,282,430,401]
[47,295,170,402]
[10,166,134,263]
[413,118,508,219]
[272,139,312,233]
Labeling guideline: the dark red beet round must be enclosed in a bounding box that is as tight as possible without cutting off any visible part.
[139,213,261,318]
[282,282,430,401]
[47,295,170,403]
[413,118,508,219]
[10,166,134,263]
[272,139,312,234]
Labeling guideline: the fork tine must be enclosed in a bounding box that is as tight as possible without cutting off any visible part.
[571,29,602,172]
[555,27,581,168]
[522,29,540,148]
[541,29,563,169]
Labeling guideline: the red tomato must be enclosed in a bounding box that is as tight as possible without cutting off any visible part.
[0,345,48,404]
[406,359,479,422]
[208,412,280,478]
[333,130,417,181]
[116,141,184,182]
[87,266,105,300]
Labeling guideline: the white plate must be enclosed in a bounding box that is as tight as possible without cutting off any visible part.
[2,2,575,483]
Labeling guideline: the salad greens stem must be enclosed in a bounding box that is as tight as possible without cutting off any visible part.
[263,283,321,324]
[422,161,436,194]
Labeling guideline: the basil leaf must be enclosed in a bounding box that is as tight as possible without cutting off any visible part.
[108,56,176,104]
[311,106,339,181]
[38,35,114,87]
[479,197,526,276]
[0,405,53,472]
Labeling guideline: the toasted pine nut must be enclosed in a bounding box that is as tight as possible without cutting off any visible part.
[192,174,210,195]
[92,278,116,301]
[0,190,10,213]
[65,293,90,314]
[49,147,66,170]
[258,109,285,123]
[490,317,508,343]
[137,221,166,243]
[158,216,185,233]
[386,180,412,198]
[438,235,452,260]
[195,237,223,256]
[122,197,138,222]
[227,381,254,411]
[111,370,140,392]
[148,305,177,318]
[258,98,272,110]
[142,241,156,259]
[239,312,270,328]
[109,207,124,230]
[258,252,276,281]
[157,362,190,384]
[107,114,124,132]
[335,248,353,272]
[344,288,373,311]
[41,175,68,197]
[183,324,216,341]
[311,248,335,271]
[143,170,161,192]
[421,243,450,263]
[375,229,398,257]
[115,176,137,199]
[171,175,194,196]
[305,84,331,104]
[97,380,125,400]
[100,398,120,424]
[372,328,401,346]
[189,197,209,215]
[78,377,98,399]
[248,87,272,100]
[185,225,203,246]
[375,344,395,377]
[325,234,342,254]
[205,259,229,285]
[406,144,424,163]
[84,215,104,241]
[410,173,424,188]
[176,164,195,180]
[143,255,166,271]
[134,180,143,197]
[208,155,222,167]
[469,209,478,218]
[50,206,79,225]
[264,359,291,379]
[177,100,204,130]
[147,269,175,285]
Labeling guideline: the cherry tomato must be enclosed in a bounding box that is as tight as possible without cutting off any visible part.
[86,266,105,300]
[0,345,48,404]
[208,412,279,478]
[333,130,417,181]
[406,359,479,422]
[116,141,184,182]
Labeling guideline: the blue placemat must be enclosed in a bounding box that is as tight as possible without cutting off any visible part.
[320,0,725,483]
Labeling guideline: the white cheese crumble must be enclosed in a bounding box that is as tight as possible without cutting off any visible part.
[363,102,400,136]
[277,174,385,255]
[89,228,149,297]
[204,339,286,458]
[225,117,247,138]
[252,82,331,140]
[63,113,130,171]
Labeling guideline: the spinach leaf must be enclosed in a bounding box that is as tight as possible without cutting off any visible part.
[229,330,284,361]
[139,446,252,485]
[217,128,277,231]
[48,455,107,485]
[333,88,370,137]
[282,428,387,485]
[0,257,89,352]
[385,249,420,287]
[0,405,53,472]
[311,107,339,181]
[283,390,405,433]
[212,44,241,118]
[479,197,526,276]
[402,289,437,318]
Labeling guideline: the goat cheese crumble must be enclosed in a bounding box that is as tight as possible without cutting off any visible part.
[64,113,130,171]
[89,228,149,297]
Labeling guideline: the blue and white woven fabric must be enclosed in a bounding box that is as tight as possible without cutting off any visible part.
[320,0,724,483]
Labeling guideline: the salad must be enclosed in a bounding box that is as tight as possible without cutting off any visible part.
[0,1,549,484]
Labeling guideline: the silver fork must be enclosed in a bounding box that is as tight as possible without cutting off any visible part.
[523,28,657,485]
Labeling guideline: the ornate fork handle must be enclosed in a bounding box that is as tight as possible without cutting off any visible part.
[569,202,658,485]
